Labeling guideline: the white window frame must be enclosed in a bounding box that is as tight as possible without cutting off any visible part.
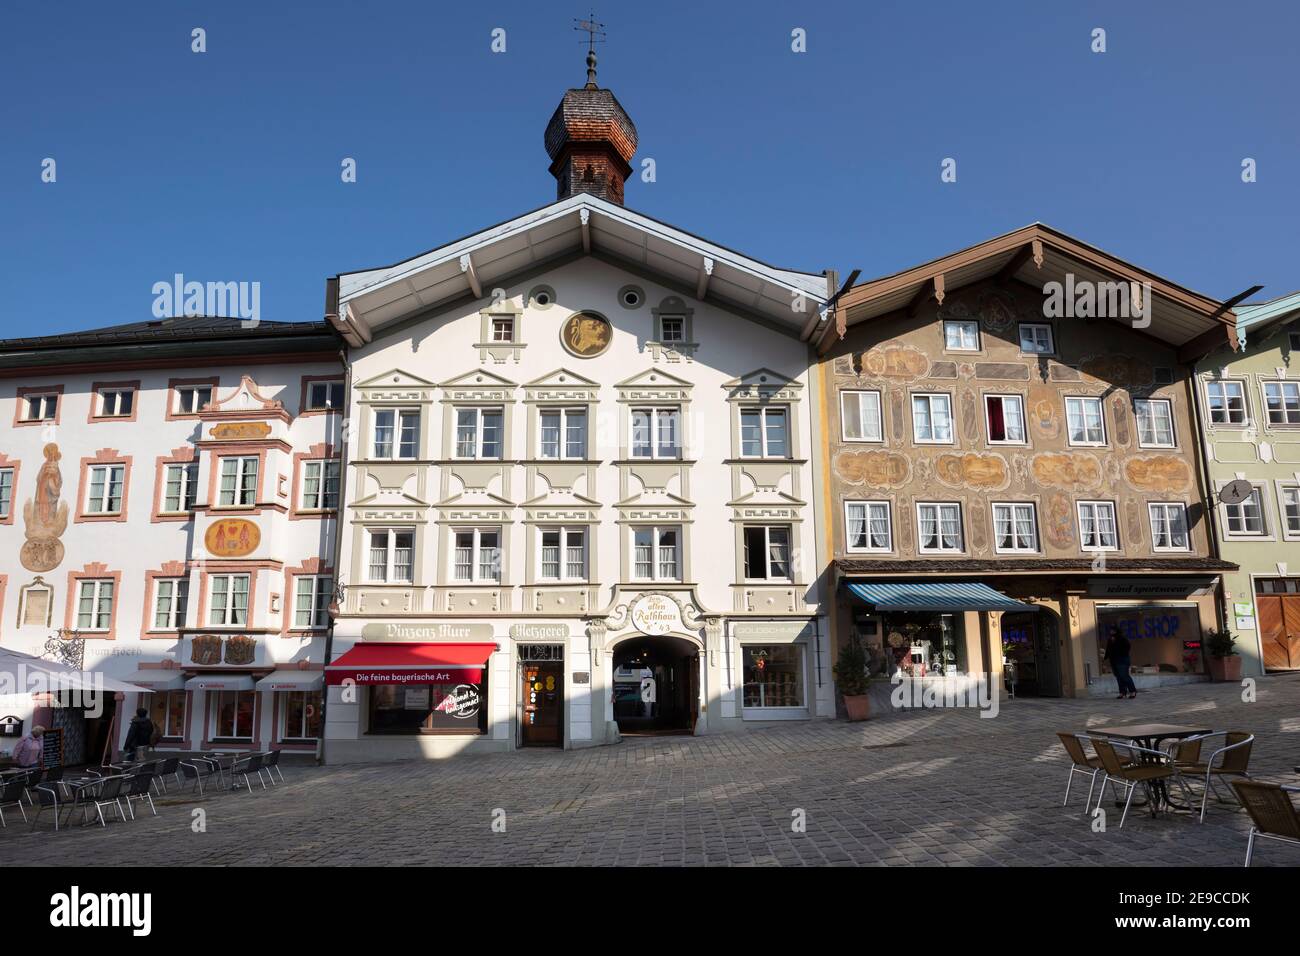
[175,384,213,415]
[539,526,588,582]
[632,526,681,581]
[1204,379,1248,426]
[1135,398,1176,448]
[279,690,321,741]
[452,528,502,583]
[293,574,333,629]
[839,390,883,443]
[76,579,115,632]
[538,407,587,460]
[630,407,681,459]
[301,459,340,511]
[96,387,135,418]
[210,690,256,740]
[0,466,13,519]
[367,528,415,583]
[1065,396,1107,447]
[207,573,250,627]
[306,380,343,412]
[991,502,1039,554]
[844,500,892,553]
[742,525,793,581]
[151,578,189,630]
[1223,486,1268,537]
[911,393,954,444]
[217,455,259,507]
[372,408,420,460]
[86,463,126,515]
[1018,322,1055,355]
[1262,381,1300,426]
[984,393,1028,445]
[162,462,199,513]
[740,406,790,458]
[23,392,59,422]
[1148,502,1191,552]
[915,502,964,554]
[454,407,505,460]
[1076,500,1119,552]
[1279,485,1300,540]
[942,319,980,352]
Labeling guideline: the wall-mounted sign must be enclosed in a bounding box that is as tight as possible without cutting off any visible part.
[205,518,260,557]
[1236,616,1256,631]
[509,623,570,641]
[572,671,590,684]
[434,684,482,719]
[188,634,261,666]
[404,687,431,710]
[732,620,813,641]
[1233,602,1254,617]
[629,593,684,636]
[560,311,612,358]
[1087,577,1214,599]
[210,421,272,441]
[360,622,495,642]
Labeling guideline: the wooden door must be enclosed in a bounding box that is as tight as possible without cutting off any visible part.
[521,662,564,746]
[1256,595,1300,670]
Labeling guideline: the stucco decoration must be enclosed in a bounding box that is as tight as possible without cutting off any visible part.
[1027,384,1062,440]
[1044,492,1076,549]
[21,443,68,573]
[832,355,853,376]
[897,497,913,552]
[860,344,929,381]
[968,499,989,553]
[889,390,906,440]
[833,449,911,488]
[1081,354,1154,389]
[960,388,980,442]
[561,311,612,357]
[934,452,1009,491]
[1030,452,1103,490]
[1111,394,1132,448]
[1123,455,1193,493]
[1125,499,1144,547]
[977,289,1018,332]
[1010,454,1031,490]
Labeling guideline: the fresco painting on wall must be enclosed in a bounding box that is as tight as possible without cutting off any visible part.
[20,443,68,573]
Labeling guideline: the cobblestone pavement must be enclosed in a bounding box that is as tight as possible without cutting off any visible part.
[4,675,1298,866]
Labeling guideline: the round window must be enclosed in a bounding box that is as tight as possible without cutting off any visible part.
[528,285,556,310]
[618,285,644,310]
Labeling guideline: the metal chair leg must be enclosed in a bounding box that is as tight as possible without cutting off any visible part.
[1244,828,1256,867]
[1119,782,1136,828]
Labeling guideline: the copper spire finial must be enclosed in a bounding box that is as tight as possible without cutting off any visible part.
[574,13,605,88]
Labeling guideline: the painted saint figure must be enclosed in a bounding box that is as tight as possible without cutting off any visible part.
[21,443,68,572]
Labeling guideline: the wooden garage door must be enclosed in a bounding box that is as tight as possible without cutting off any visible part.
[1255,594,1300,670]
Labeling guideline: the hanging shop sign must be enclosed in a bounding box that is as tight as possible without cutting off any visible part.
[361,622,494,642]
[204,518,261,557]
[1086,577,1214,599]
[629,593,684,636]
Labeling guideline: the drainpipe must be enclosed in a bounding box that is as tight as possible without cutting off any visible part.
[1185,359,1227,633]
[318,330,352,766]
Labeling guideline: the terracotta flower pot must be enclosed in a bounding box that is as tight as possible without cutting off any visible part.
[1208,654,1242,682]
[843,694,870,721]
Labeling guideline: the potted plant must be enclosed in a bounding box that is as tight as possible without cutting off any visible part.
[1204,628,1241,682]
[834,638,871,721]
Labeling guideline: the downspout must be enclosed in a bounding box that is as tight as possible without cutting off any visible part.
[1185,350,1227,634]
[318,281,350,766]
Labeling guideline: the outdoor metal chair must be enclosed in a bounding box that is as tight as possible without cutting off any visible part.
[178,760,222,796]
[1231,781,1300,867]
[79,775,129,828]
[0,778,28,827]
[20,767,43,805]
[122,773,158,820]
[1056,732,1105,809]
[260,749,284,785]
[155,757,181,793]
[28,784,60,831]
[1170,732,1254,822]
[196,753,228,788]
[230,753,266,793]
[1089,737,1195,828]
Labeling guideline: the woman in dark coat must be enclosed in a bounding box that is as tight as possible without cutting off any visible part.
[123,708,156,760]
[1103,627,1138,699]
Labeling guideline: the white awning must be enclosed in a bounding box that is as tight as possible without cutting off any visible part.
[255,671,323,692]
[185,674,255,691]
[121,669,186,691]
[0,646,148,694]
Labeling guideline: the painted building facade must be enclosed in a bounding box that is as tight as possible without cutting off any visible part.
[816,226,1238,703]
[0,318,342,766]
[1195,291,1300,675]
[318,73,835,762]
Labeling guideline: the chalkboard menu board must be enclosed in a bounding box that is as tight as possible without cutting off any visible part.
[41,728,63,769]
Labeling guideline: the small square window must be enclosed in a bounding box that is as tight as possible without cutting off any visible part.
[97,388,134,418]
[23,393,59,422]
[1205,380,1247,425]
[176,385,213,415]
[1018,323,1054,355]
[307,381,344,411]
[490,317,515,343]
[943,320,980,351]
[660,316,685,343]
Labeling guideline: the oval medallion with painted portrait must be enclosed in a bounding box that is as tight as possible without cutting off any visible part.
[560,311,612,358]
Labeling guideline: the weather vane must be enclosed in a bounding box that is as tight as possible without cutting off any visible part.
[574,12,606,87]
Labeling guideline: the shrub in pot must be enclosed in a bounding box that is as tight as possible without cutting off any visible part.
[1204,628,1241,682]
[834,638,871,721]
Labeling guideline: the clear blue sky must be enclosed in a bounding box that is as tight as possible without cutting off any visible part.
[2,0,1296,337]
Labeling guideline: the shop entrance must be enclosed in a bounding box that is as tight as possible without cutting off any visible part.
[1001,609,1062,697]
[519,644,565,748]
[612,635,698,736]
[1255,581,1300,671]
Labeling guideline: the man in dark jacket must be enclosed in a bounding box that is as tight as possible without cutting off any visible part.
[1103,627,1138,699]
[123,708,157,760]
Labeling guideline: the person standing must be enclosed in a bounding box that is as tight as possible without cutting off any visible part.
[1104,626,1138,699]
[122,708,157,761]
[13,725,45,768]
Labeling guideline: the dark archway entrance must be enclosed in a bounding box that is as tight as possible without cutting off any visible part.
[612,635,699,735]
[1002,608,1063,697]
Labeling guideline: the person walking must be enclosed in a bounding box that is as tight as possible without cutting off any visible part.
[1104,626,1138,699]
[122,708,157,761]
[13,725,45,768]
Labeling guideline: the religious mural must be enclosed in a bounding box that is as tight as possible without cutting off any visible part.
[21,443,68,573]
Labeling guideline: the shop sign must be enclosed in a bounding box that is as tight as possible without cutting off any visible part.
[509,623,570,640]
[204,518,260,557]
[210,422,272,440]
[337,669,467,685]
[188,634,260,666]
[1086,577,1214,599]
[434,684,481,719]
[629,594,683,636]
[1233,602,1254,617]
[361,622,494,642]
[404,687,431,710]
[731,620,813,640]
[1236,616,1256,631]
[572,671,590,684]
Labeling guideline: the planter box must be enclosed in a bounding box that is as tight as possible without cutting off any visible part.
[842,694,870,721]
[1207,655,1242,683]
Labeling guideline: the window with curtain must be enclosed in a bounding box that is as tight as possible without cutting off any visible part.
[992,503,1037,552]
[301,460,340,510]
[539,408,586,459]
[217,456,258,506]
[1135,398,1175,447]
[455,407,504,459]
[846,501,891,551]
[911,394,953,443]
[1065,397,1106,445]
[1077,501,1119,549]
[631,408,680,458]
[162,462,198,512]
[917,503,963,552]
[368,529,414,582]
[743,526,791,580]
[208,574,250,626]
[1148,503,1189,550]
[373,408,419,459]
[540,528,586,581]
[87,464,125,513]
[77,579,114,630]
[152,578,189,629]
[985,395,1026,443]
[293,575,333,627]
[840,390,883,442]
[453,529,501,582]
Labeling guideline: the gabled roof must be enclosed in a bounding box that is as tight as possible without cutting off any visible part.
[822,223,1237,362]
[329,194,831,345]
[1235,290,1300,343]
[0,316,329,350]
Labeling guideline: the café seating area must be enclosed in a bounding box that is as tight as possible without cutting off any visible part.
[0,749,291,833]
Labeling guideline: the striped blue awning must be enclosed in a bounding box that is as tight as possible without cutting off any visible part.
[844,581,1036,613]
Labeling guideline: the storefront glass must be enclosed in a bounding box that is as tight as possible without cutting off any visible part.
[741,644,804,708]
[369,681,487,735]
[862,612,967,677]
[1096,605,1204,676]
[280,690,322,741]
[146,690,186,738]
[214,690,256,739]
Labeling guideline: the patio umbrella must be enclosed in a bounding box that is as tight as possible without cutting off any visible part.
[0,645,148,695]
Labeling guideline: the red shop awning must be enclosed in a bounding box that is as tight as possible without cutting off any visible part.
[325,642,496,686]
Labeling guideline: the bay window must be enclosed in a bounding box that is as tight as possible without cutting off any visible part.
[208,574,250,626]
[217,456,258,507]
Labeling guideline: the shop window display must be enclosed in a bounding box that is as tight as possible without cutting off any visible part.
[1096,606,1204,676]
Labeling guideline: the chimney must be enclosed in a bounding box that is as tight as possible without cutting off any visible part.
[544,49,638,205]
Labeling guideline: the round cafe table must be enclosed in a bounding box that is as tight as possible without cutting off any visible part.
[1091,723,1211,813]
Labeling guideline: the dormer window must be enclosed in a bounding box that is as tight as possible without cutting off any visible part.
[660,316,685,343]
[491,316,515,343]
